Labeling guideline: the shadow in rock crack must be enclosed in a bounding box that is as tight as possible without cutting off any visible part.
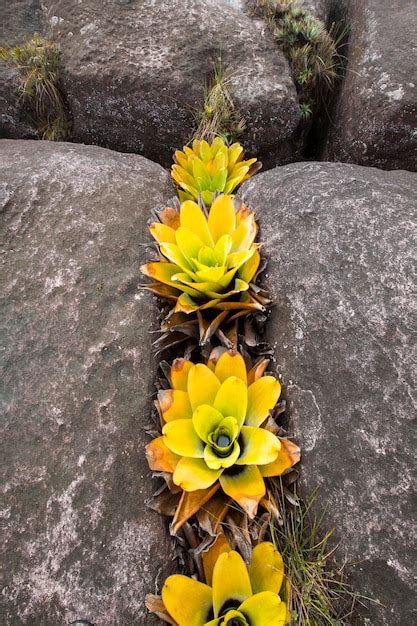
[303,0,351,159]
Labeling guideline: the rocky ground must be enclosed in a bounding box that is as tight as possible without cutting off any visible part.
[1,0,416,170]
[1,141,177,625]
[240,163,416,625]
[0,1,416,625]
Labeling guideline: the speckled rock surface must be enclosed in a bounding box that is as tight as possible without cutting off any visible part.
[240,162,417,624]
[324,0,417,170]
[0,0,41,42]
[296,0,328,21]
[0,140,177,625]
[0,65,38,140]
[39,0,300,166]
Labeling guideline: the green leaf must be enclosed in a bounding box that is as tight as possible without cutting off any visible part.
[210,168,228,192]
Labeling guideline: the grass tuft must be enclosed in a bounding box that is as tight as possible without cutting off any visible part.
[193,62,245,144]
[0,33,70,140]
[269,481,370,625]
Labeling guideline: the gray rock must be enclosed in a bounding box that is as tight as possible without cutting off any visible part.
[324,0,417,171]
[0,0,42,43]
[296,0,328,22]
[39,0,300,166]
[0,65,38,140]
[0,140,176,625]
[240,162,417,624]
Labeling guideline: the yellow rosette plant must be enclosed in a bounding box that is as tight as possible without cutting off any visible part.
[150,542,290,625]
[146,349,300,518]
[141,193,265,317]
[171,138,261,206]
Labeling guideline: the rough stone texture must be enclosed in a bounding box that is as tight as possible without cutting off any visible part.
[39,0,300,167]
[0,66,38,140]
[0,0,41,140]
[240,162,417,624]
[0,140,177,625]
[324,0,417,171]
[297,0,328,22]
[0,0,42,42]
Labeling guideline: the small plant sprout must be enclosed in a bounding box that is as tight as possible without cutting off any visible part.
[299,102,313,120]
[194,62,246,145]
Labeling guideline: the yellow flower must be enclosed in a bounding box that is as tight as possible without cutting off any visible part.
[141,194,263,314]
[161,542,289,626]
[171,138,261,206]
[146,350,300,517]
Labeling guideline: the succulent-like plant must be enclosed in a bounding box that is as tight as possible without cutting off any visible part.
[146,349,300,517]
[255,0,341,121]
[171,138,261,206]
[141,194,263,315]
[158,542,289,625]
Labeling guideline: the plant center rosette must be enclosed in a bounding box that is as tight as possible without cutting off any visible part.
[171,138,261,207]
[146,349,300,518]
[141,192,271,347]
[157,542,290,626]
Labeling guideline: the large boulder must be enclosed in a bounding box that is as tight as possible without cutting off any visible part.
[324,0,417,170]
[36,0,300,167]
[240,162,416,624]
[0,140,177,625]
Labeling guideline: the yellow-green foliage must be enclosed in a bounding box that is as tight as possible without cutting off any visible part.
[171,137,260,206]
[255,0,341,120]
[0,33,70,140]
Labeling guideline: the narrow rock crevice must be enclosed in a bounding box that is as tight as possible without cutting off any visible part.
[302,2,351,159]
[243,0,352,164]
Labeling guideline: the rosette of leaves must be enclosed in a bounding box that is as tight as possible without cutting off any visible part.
[141,194,270,348]
[171,138,261,206]
[146,349,300,520]
[147,541,291,625]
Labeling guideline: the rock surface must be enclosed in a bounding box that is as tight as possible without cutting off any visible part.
[0,65,38,140]
[0,140,177,625]
[324,0,417,170]
[240,162,416,624]
[36,0,300,167]
[296,0,329,22]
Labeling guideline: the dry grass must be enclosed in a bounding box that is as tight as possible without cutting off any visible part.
[0,33,70,140]
[193,62,245,144]
[269,481,372,625]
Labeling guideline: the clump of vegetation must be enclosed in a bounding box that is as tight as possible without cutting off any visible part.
[171,137,261,205]
[0,33,70,140]
[194,62,246,144]
[255,0,343,121]
[269,482,368,624]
